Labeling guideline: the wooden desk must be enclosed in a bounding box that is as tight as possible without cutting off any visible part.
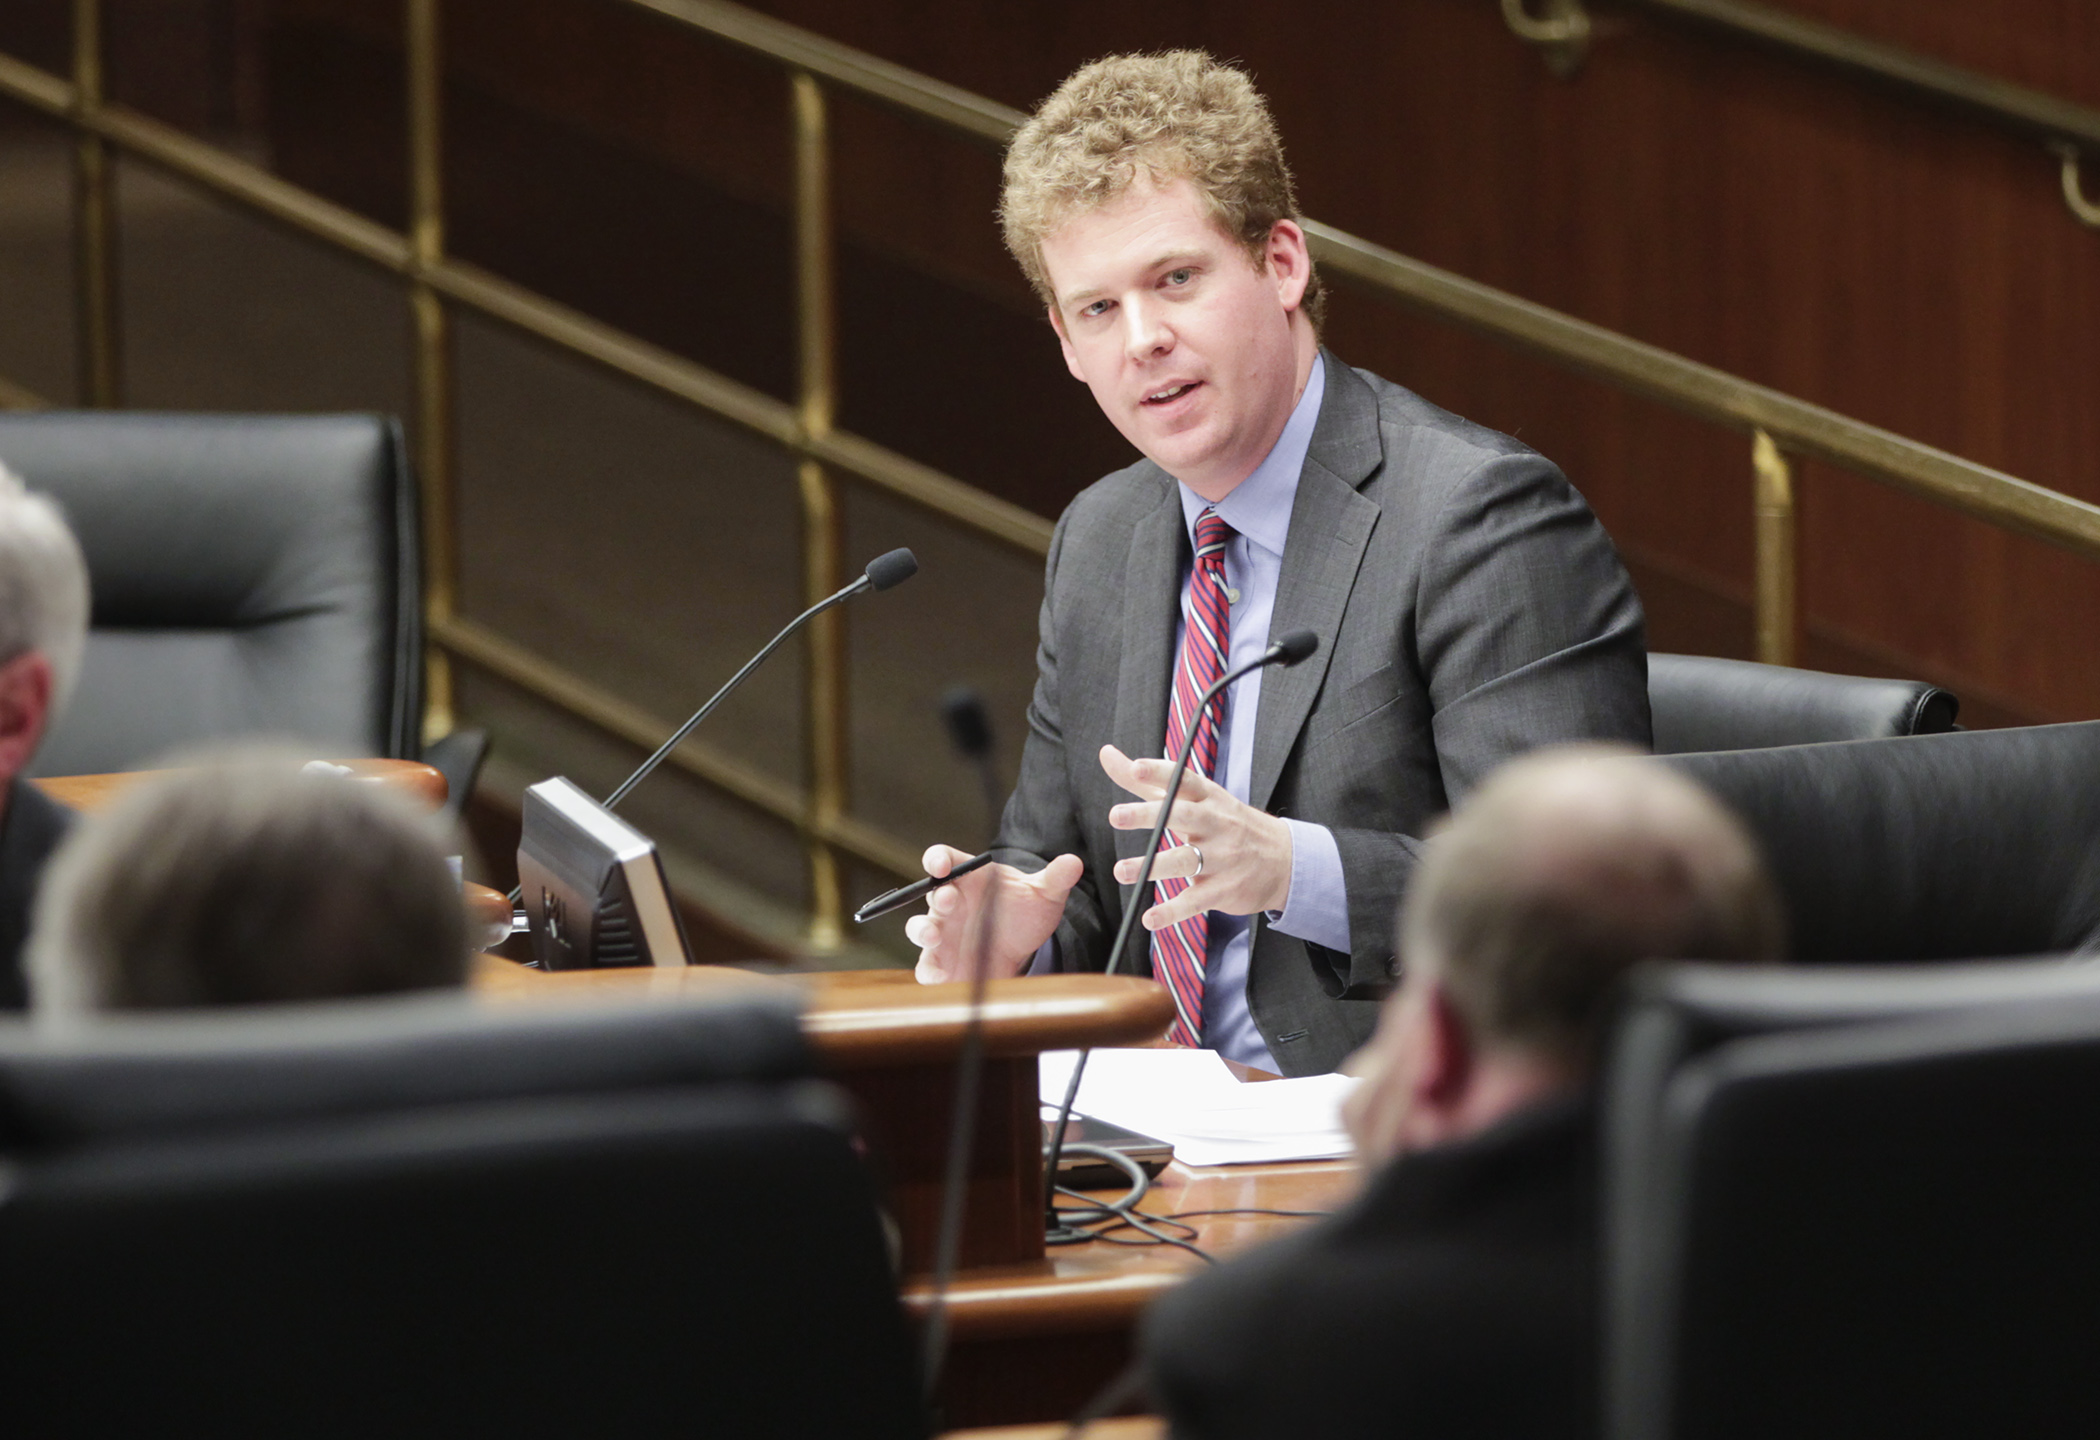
[910,1152,1353,1425]
[475,957,1180,1270]
[33,757,449,813]
[474,956,1356,1426]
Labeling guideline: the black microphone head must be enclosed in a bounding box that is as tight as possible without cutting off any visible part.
[864,548,919,592]
[941,687,995,760]
[1273,629,1320,666]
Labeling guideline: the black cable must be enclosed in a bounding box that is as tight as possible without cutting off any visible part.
[1075,1230,1203,1255]
[1058,1208,1201,1243]
[1049,1143,1149,1211]
[1051,1190,1170,1223]
[1047,1195,1325,1256]
[1085,1211,1216,1263]
[1044,1130,1154,1251]
[1042,1145,1218,1263]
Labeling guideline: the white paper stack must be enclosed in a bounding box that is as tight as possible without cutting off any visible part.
[1040,1047,1362,1167]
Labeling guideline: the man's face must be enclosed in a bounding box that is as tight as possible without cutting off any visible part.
[1039,176,1313,501]
[0,648,52,785]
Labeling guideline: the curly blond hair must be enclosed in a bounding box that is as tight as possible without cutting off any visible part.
[1000,51,1324,330]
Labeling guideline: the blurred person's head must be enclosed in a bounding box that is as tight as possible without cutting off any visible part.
[1001,52,1323,501]
[1346,747,1784,1165]
[26,753,466,1014]
[0,461,89,791]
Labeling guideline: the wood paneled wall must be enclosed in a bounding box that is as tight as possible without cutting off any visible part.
[718,0,2100,725]
[15,0,2098,727]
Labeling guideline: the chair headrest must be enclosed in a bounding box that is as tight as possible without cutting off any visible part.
[1659,721,2100,962]
[1648,653,1957,753]
[1605,956,2100,1158]
[0,989,812,1149]
[0,411,406,627]
[1613,988,2100,1440]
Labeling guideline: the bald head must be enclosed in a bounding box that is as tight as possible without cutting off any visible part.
[1402,746,1783,1067]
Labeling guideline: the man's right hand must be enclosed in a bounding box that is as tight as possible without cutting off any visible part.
[906,844,1084,984]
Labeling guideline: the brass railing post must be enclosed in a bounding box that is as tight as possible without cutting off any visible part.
[1752,429,1799,666]
[70,0,121,406]
[1500,0,1592,79]
[407,0,457,741]
[793,70,846,951]
[2050,142,2100,229]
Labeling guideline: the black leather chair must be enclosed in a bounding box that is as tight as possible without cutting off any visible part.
[0,993,927,1438]
[1656,721,2100,963]
[1605,960,2100,1440]
[1647,653,1958,755]
[0,412,422,774]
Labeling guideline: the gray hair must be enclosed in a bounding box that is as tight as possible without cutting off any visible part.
[1401,745,1785,1067]
[27,751,467,1015]
[0,460,90,716]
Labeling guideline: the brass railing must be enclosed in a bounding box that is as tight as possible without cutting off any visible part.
[4,0,2100,947]
[1501,0,2100,227]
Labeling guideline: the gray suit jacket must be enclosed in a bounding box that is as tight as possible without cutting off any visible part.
[1000,355,1650,1075]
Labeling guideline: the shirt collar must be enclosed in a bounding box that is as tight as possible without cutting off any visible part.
[1177,352,1326,558]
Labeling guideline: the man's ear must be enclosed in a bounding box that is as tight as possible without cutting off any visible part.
[1415,978,1476,1111]
[0,650,54,782]
[1048,305,1086,382]
[1265,219,1312,314]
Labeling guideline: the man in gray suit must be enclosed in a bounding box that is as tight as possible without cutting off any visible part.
[909,52,1649,1076]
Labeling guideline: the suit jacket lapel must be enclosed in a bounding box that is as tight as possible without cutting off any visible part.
[1113,473,1186,859]
[1250,356,1384,813]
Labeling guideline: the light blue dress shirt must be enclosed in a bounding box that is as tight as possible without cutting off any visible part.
[1170,355,1349,1070]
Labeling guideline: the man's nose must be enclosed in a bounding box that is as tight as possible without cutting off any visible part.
[1121,297,1172,361]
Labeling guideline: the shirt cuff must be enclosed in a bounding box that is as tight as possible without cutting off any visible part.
[1266,820,1351,954]
[1025,936,1060,975]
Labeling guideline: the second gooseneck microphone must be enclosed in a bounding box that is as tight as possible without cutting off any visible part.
[1100,627,1319,981]
[919,687,1003,1399]
[600,548,918,812]
[1042,628,1320,1228]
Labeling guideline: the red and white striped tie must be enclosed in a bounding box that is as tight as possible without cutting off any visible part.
[1151,508,1234,1048]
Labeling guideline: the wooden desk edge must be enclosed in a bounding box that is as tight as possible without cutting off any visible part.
[901,1265,1184,1340]
[474,960,1176,1064]
[943,1420,1163,1440]
[805,974,1174,1063]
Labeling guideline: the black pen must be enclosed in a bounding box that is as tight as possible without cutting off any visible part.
[852,851,999,924]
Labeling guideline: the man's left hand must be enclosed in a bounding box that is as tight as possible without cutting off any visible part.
[1100,743,1294,929]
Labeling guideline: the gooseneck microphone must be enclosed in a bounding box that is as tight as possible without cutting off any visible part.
[920,687,1004,1399]
[602,547,917,812]
[507,548,918,905]
[1103,631,1317,980]
[850,685,1009,926]
[1042,629,1320,1232]
[942,686,1005,829]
